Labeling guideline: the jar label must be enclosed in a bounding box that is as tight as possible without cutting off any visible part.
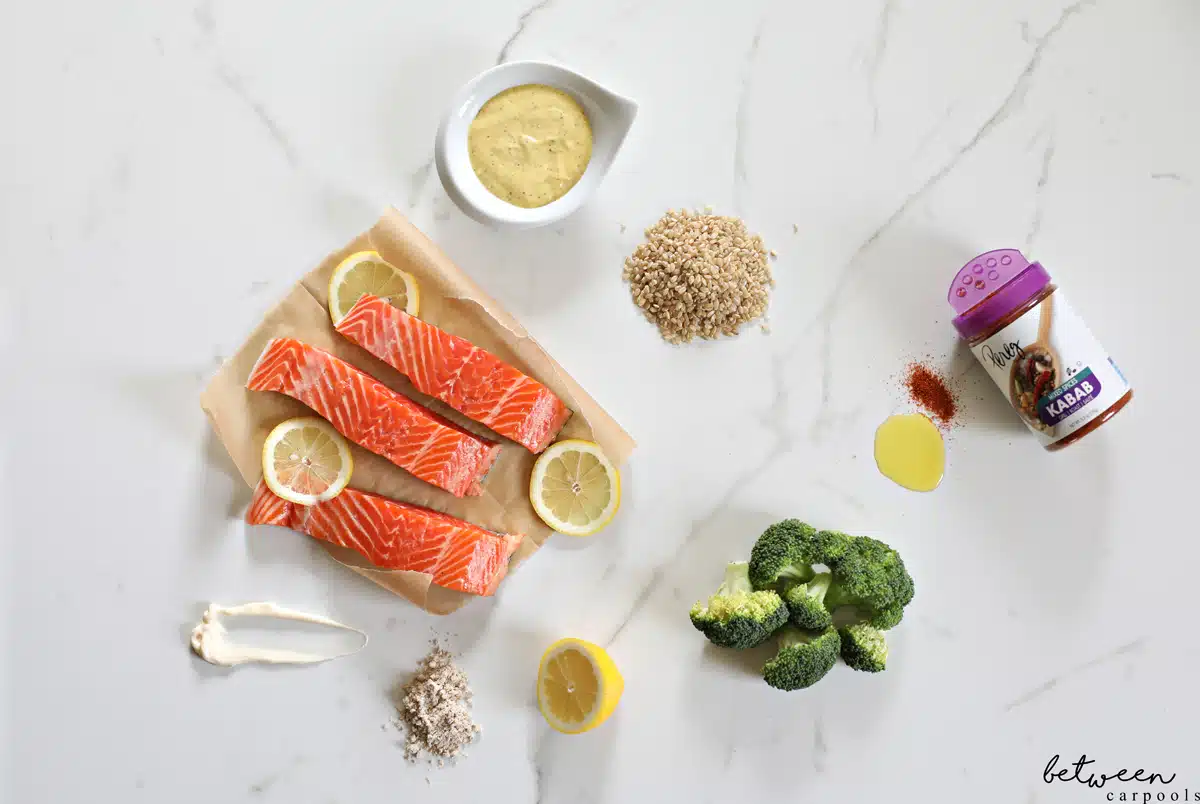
[972,290,1130,446]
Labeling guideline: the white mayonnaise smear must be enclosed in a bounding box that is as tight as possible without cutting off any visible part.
[190,602,367,667]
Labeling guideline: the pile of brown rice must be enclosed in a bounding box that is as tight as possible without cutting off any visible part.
[622,209,773,344]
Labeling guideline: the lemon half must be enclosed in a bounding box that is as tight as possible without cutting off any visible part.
[327,250,419,324]
[537,638,623,734]
[529,440,620,536]
[261,417,353,506]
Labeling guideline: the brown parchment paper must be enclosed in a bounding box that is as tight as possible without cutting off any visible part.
[200,208,635,614]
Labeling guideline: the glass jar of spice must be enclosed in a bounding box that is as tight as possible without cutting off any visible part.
[948,249,1132,450]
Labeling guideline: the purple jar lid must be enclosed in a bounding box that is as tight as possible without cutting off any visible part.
[948,248,1051,340]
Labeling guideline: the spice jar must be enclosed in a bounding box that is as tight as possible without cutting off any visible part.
[948,249,1132,450]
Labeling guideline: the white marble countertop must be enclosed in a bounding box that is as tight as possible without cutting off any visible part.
[4,1,1199,802]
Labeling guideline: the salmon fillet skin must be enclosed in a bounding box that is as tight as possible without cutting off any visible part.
[336,295,571,453]
[246,480,522,596]
[246,337,500,497]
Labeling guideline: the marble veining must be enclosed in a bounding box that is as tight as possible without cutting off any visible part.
[215,66,301,168]
[731,21,764,215]
[497,0,557,66]
[1003,637,1147,713]
[865,0,896,136]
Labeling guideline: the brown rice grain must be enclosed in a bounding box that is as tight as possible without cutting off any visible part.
[622,209,773,344]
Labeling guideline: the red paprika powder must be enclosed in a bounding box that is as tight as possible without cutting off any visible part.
[904,363,957,426]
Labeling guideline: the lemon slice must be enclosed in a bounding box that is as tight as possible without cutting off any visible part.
[327,250,420,324]
[537,638,624,734]
[529,440,620,536]
[261,417,353,505]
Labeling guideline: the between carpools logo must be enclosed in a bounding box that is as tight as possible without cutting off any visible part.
[1044,754,1194,802]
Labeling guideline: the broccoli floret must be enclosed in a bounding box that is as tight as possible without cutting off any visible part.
[787,587,904,632]
[749,521,853,591]
[748,520,818,590]
[690,562,788,649]
[839,623,889,672]
[864,602,905,631]
[750,522,858,591]
[824,535,915,614]
[782,572,834,630]
[762,625,842,691]
[739,525,913,682]
[814,529,853,564]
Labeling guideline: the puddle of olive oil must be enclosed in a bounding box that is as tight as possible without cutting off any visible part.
[874,414,945,492]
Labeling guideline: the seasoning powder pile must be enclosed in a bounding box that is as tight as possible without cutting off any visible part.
[623,209,774,344]
[396,645,481,763]
[903,363,958,426]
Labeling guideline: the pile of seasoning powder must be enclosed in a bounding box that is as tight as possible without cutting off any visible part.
[394,644,481,765]
[903,363,958,426]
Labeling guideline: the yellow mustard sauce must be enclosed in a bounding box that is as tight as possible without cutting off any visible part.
[467,84,593,208]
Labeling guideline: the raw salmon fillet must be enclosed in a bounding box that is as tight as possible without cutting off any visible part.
[246,481,522,596]
[247,337,500,497]
[336,294,571,453]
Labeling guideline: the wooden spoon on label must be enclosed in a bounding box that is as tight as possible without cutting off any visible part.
[1009,294,1061,432]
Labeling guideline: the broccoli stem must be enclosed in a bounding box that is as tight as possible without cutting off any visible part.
[805,572,832,601]
[776,626,811,649]
[777,564,815,585]
[822,581,857,610]
[721,561,754,596]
